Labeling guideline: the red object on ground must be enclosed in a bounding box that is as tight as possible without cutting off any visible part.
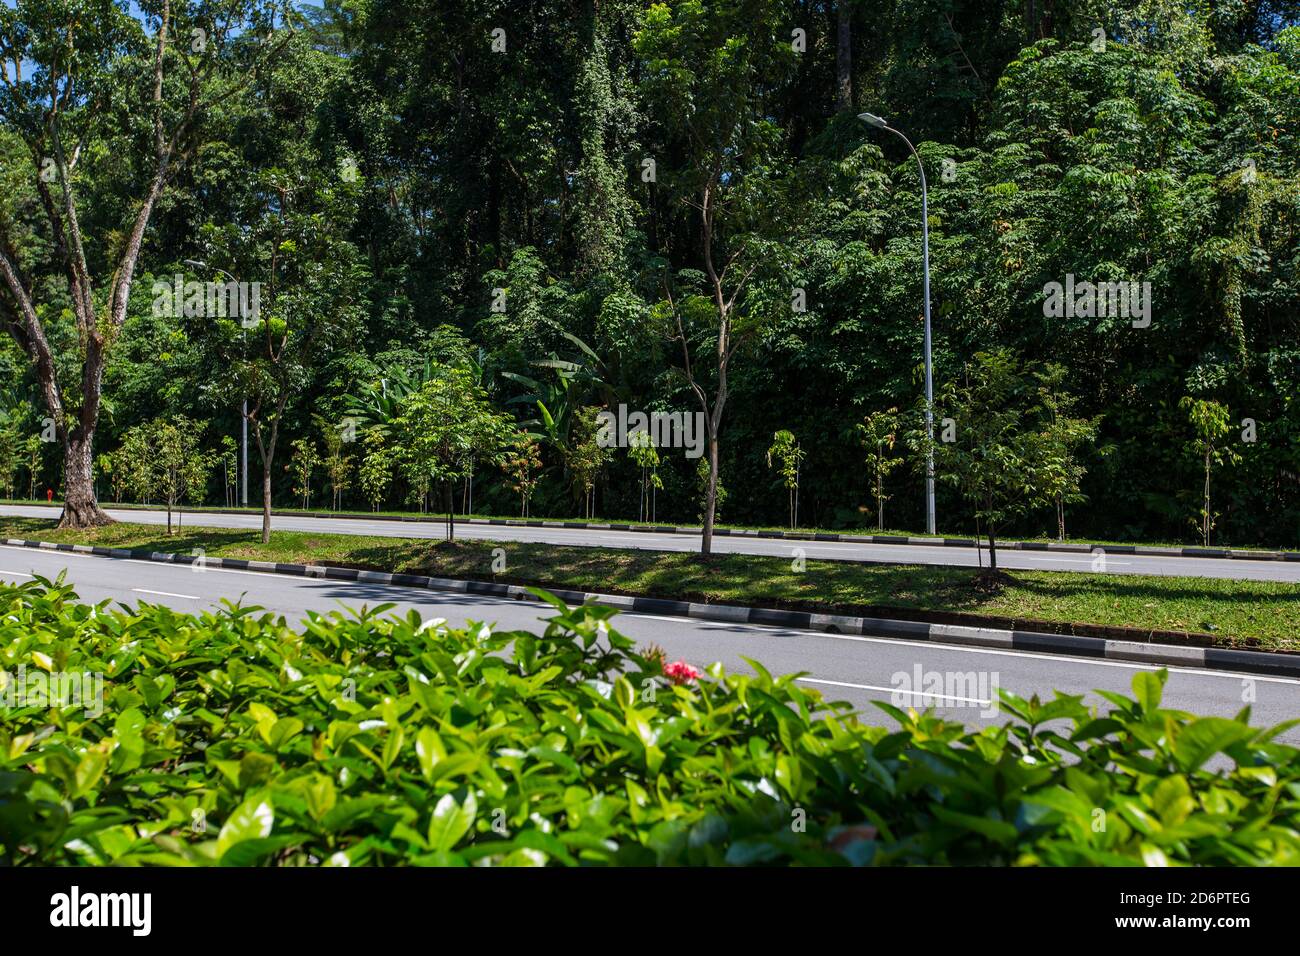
[46,489,53,502]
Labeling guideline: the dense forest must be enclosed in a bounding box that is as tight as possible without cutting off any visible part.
[1,0,1298,546]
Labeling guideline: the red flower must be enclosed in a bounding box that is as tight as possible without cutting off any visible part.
[664,660,701,685]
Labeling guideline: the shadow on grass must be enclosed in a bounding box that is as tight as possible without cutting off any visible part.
[1003,572,1300,606]
[2,518,271,557]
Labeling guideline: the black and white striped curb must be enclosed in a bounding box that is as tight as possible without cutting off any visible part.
[6,536,1299,679]
[22,504,1297,563]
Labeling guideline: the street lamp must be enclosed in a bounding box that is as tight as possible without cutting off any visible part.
[858,112,937,535]
[185,259,249,509]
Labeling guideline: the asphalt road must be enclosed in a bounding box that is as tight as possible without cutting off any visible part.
[4,504,1300,583]
[3,543,1297,744]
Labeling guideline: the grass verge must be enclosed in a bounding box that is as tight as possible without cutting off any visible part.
[1,498,1290,553]
[1,516,1297,650]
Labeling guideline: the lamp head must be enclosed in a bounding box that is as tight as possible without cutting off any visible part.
[857,112,888,129]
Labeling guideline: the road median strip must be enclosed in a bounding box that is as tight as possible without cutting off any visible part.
[6,535,1299,679]
[7,503,1295,562]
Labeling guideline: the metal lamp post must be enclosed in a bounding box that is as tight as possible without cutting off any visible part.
[185,259,249,508]
[859,112,936,535]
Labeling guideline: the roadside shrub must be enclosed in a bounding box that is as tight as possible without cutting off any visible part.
[1,578,1297,866]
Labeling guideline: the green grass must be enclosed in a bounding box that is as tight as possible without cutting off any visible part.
[2,497,1292,553]
[3,516,1298,651]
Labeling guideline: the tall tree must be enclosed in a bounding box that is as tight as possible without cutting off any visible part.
[199,30,366,543]
[836,0,853,112]
[0,0,288,527]
[636,0,799,553]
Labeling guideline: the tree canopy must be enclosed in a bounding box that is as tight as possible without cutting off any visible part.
[1,1,1298,546]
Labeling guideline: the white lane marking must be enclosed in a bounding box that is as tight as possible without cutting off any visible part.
[753,543,1139,570]
[0,570,34,577]
[0,545,93,557]
[133,588,200,600]
[1015,556,1134,566]
[3,545,522,609]
[0,548,94,559]
[798,676,991,705]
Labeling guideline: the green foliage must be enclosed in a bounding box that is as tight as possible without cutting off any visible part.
[114,417,211,532]
[0,1,292,523]
[857,408,904,531]
[287,438,320,511]
[566,407,612,519]
[2,578,1298,867]
[916,350,1092,569]
[317,415,354,512]
[384,368,515,535]
[1180,396,1243,545]
[627,430,663,523]
[217,436,239,509]
[504,436,544,519]
[696,456,727,524]
[765,429,804,529]
[357,429,391,514]
[3,1,1300,542]
[0,400,28,499]
[22,434,42,500]
[112,429,154,505]
[1034,368,1105,541]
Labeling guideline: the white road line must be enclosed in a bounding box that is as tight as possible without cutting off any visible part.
[132,588,200,600]
[5,547,523,606]
[0,570,34,577]
[0,545,92,557]
[0,546,94,559]
[797,676,991,705]
[1023,556,1135,566]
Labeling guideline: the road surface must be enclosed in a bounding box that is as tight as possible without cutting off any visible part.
[2,542,1297,743]
[3,504,1300,583]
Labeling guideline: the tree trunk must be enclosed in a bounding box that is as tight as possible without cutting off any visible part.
[1057,495,1065,540]
[262,468,273,544]
[836,1,853,112]
[987,527,998,570]
[59,433,111,528]
[702,432,719,554]
[1203,452,1212,546]
[446,480,456,541]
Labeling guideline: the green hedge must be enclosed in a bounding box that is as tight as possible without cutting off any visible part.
[1,578,1298,866]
